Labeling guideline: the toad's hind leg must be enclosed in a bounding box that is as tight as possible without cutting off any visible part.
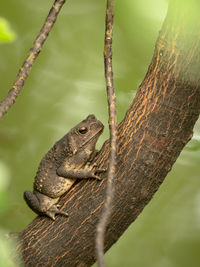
[24,190,68,220]
[24,190,41,214]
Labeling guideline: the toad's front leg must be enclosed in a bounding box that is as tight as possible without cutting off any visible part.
[57,163,106,180]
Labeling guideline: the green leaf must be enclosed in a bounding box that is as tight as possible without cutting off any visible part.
[0,17,16,43]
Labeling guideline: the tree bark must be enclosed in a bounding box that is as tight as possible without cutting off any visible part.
[16,0,200,266]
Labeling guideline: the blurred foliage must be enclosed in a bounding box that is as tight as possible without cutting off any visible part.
[0,0,199,266]
[0,230,21,267]
[0,17,16,43]
[0,161,10,213]
[185,136,200,151]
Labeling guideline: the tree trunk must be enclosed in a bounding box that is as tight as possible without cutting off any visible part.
[15,0,200,266]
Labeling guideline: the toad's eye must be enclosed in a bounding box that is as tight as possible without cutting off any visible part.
[78,127,88,134]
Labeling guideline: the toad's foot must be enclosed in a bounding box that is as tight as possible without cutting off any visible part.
[90,167,107,180]
[46,205,68,220]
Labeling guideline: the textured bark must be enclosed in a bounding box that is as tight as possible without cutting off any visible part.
[16,1,200,266]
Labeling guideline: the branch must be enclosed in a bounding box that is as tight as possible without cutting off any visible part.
[15,0,200,265]
[0,0,66,120]
[96,1,117,266]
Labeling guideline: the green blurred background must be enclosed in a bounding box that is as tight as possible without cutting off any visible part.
[0,0,200,266]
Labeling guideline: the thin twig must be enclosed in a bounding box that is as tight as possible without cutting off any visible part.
[96,0,117,266]
[0,0,66,120]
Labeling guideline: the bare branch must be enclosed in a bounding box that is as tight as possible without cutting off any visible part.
[96,0,117,266]
[0,0,66,120]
